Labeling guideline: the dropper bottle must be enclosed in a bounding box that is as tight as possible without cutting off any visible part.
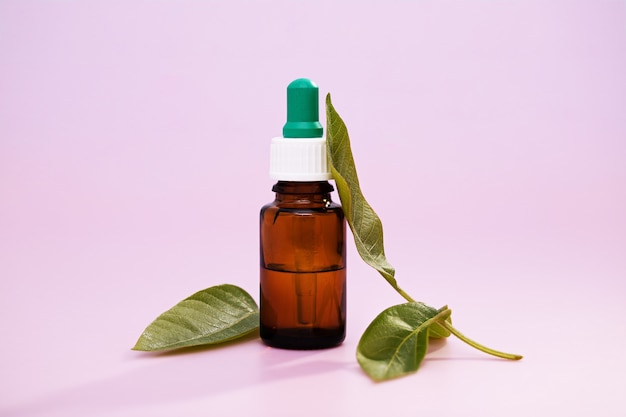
[259,78,347,349]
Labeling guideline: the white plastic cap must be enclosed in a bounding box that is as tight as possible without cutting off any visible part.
[269,137,332,181]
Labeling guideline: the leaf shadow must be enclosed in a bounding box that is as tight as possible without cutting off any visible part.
[427,336,448,354]
[3,335,353,417]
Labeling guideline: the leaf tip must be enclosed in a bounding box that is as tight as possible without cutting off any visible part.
[131,338,149,351]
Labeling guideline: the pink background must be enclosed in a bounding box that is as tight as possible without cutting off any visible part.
[1,1,625,416]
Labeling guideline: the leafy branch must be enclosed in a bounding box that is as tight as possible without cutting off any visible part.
[326,94,522,380]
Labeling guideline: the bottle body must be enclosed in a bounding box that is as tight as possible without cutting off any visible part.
[260,181,346,349]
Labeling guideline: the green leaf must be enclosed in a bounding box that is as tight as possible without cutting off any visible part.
[133,284,259,351]
[357,303,452,381]
[429,307,452,339]
[326,94,413,302]
[429,322,452,339]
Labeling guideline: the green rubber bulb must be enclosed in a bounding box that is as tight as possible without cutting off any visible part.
[282,78,323,138]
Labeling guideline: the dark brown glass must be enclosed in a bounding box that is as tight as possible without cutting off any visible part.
[260,181,346,349]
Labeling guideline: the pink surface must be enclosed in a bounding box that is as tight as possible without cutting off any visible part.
[1,1,625,416]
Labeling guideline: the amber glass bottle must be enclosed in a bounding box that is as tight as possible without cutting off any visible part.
[261,78,346,349]
[260,181,346,349]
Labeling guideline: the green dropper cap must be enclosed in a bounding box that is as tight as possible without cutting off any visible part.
[282,78,323,138]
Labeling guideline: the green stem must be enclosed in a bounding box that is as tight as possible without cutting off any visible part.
[396,286,415,303]
[440,320,523,361]
[378,269,414,302]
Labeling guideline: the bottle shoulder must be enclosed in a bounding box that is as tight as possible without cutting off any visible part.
[261,199,342,213]
[261,181,343,215]
[260,204,344,224]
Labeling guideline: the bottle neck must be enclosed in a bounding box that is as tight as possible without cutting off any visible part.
[272,181,334,204]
